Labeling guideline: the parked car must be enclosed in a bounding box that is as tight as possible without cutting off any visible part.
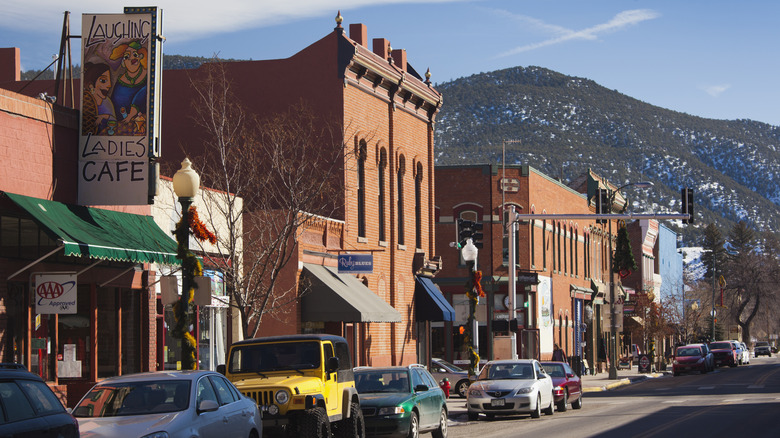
[73,370,262,438]
[540,361,583,412]
[686,343,714,372]
[709,341,738,367]
[0,363,79,438]
[754,341,772,357]
[727,340,745,365]
[739,342,750,364]
[672,345,710,376]
[466,359,554,421]
[429,358,470,398]
[354,365,447,438]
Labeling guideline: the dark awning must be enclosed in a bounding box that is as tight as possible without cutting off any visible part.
[414,276,455,321]
[301,263,401,323]
[4,192,180,265]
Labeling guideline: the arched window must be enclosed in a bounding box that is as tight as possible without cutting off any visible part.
[357,140,367,238]
[378,148,387,242]
[569,225,574,275]
[542,220,548,270]
[573,226,578,276]
[530,216,536,268]
[397,155,406,246]
[415,162,423,249]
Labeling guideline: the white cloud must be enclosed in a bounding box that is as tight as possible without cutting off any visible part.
[702,84,731,97]
[496,9,661,57]
[2,0,467,42]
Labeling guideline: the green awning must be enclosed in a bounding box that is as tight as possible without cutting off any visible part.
[4,192,180,265]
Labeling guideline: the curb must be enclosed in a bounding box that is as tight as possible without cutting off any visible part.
[581,372,667,393]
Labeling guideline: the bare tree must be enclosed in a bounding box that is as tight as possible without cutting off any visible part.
[185,60,345,339]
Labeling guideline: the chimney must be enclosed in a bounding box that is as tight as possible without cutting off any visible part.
[349,24,368,47]
[0,48,21,82]
[391,49,407,71]
[372,38,390,61]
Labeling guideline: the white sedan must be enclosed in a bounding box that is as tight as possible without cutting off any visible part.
[73,370,262,438]
[740,342,750,364]
[466,359,554,420]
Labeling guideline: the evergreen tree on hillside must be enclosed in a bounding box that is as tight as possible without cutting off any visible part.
[702,223,726,279]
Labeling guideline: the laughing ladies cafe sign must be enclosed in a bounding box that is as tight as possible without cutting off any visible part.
[34,273,78,314]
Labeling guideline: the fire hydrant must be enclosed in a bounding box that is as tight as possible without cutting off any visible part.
[439,378,450,398]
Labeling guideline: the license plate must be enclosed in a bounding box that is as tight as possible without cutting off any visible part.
[491,399,505,407]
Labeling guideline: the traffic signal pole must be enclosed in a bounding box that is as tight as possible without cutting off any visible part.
[508,205,518,359]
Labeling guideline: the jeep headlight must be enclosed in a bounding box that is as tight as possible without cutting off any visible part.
[275,390,290,405]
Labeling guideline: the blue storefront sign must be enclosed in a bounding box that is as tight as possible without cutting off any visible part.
[338,254,374,274]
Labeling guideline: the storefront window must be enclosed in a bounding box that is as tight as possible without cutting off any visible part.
[57,286,92,380]
[97,289,118,378]
[121,289,140,374]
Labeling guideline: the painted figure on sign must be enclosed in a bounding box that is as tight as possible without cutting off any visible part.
[109,40,148,134]
[81,62,116,135]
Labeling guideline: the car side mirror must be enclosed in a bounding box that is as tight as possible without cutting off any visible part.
[197,399,219,414]
[415,384,429,392]
[327,356,339,373]
[217,364,226,375]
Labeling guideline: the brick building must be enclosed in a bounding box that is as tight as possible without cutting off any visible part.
[150,16,448,367]
[434,165,623,372]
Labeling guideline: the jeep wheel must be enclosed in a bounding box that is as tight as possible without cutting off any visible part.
[335,401,365,438]
[300,407,331,438]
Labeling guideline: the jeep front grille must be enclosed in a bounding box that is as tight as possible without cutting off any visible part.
[243,390,275,406]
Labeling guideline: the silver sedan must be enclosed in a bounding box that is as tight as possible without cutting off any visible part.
[73,370,262,438]
[466,359,554,421]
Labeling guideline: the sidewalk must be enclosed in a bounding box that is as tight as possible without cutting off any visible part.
[445,366,669,420]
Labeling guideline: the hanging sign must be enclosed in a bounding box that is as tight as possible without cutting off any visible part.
[34,273,78,314]
[78,7,163,205]
[338,254,373,274]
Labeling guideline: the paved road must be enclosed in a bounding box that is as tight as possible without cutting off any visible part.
[444,355,780,438]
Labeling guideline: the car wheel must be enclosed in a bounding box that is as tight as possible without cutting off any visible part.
[406,411,419,438]
[299,407,331,438]
[557,389,568,412]
[335,401,365,438]
[467,411,479,421]
[431,407,448,438]
[572,393,583,410]
[530,394,541,418]
[543,393,554,416]
[456,380,470,398]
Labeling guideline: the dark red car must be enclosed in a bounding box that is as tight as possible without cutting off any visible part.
[709,341,738,367]
[541,361,583,412]
[673,345,710,376]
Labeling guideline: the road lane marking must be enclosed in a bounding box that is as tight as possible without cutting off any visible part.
[698,386,715,390]
[747,385,764,389]
[633,399,732,438]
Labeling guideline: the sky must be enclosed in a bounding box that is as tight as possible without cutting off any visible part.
[2,0,779,126]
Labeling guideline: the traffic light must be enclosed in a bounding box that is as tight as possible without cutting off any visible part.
[491,320,509,332]
[457,219,484,248]
[509,318,519,332]
[595,188,610,224]
[681,188,694,224]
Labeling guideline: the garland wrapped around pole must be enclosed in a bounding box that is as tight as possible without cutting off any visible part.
[464,269,486,376]
[173,205,216,370]
[613,220,637,279]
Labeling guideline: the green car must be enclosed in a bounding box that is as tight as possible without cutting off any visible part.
[355,365,448,438]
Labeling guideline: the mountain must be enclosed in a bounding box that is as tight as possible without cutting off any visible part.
[433,66,780,243]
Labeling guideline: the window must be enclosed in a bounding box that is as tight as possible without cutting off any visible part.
[397,155,406,246]
[357,141,367,238]
[502,209,519,267]
[0,382,35,422]
[415,162,423,249]
[542,220,548,270]
[457,210,478,264]
[378,148,387,242]
[196,378,218,405]
[530,219,535,268]
[570,226,574,274]
[209,376,237,405]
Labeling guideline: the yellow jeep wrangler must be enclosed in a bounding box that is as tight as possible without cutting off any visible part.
[221,334,365,437]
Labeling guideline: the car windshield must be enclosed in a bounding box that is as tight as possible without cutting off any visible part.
[229,341,321,373]
[676,348,701,357]
[355,370,410,393]
[479,363,534,380]
[710,342,731,350]
[541,364,565,378]
[434,359,464,372]
[756,342,769,347]
[73,380,191,417]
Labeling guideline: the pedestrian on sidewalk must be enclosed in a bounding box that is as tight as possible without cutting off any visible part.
[552,344,567,362]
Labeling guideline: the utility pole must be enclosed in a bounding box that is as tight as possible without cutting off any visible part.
[508,205,518,359]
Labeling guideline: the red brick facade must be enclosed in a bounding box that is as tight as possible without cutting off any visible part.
[435,165,618,369]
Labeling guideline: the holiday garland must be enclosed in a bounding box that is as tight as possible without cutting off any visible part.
[172,205,216,370]
[612,221,637,278]
[464,270,486,374]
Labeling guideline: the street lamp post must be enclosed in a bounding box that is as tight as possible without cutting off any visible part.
[606,181,653,380]
[461,238,479,376]
[173,158,200,370]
